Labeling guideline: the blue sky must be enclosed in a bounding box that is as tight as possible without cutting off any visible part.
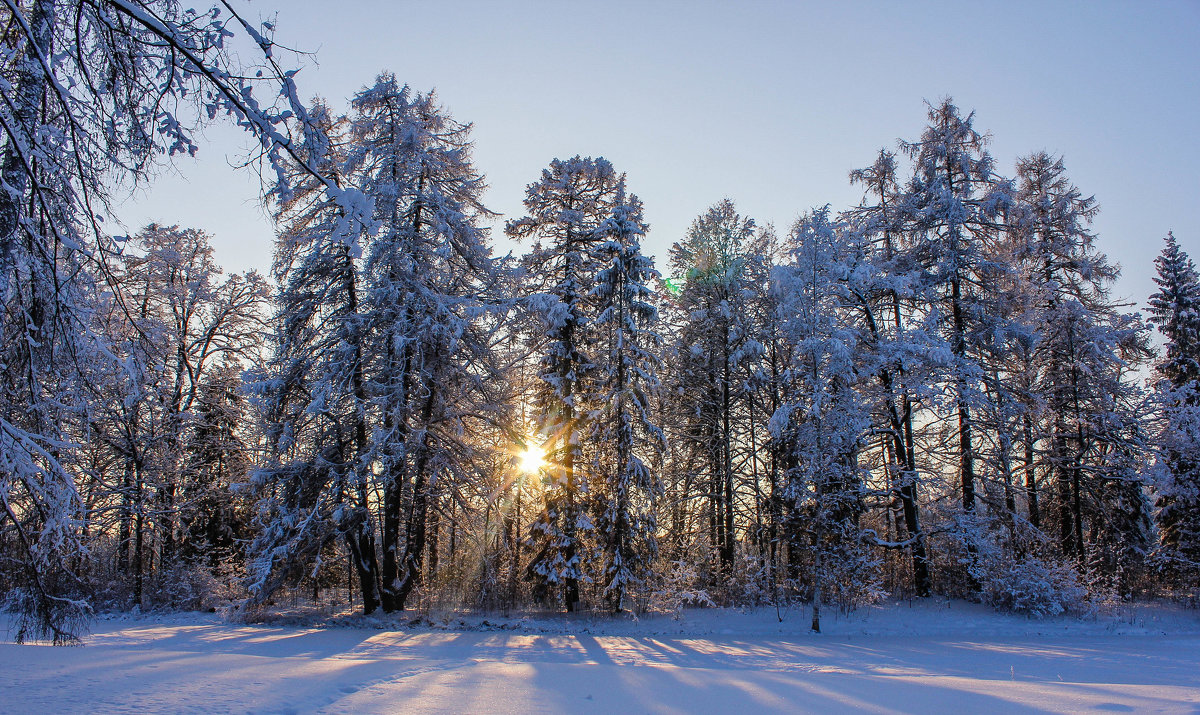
[120,0,1199,308]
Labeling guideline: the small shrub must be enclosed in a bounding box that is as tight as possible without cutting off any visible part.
[650,558,716,618]
[975,555,1086,617]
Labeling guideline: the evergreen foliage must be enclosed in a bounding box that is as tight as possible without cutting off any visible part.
[1149,234,1200,579]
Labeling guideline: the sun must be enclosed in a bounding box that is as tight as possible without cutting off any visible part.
[517,442,546,475]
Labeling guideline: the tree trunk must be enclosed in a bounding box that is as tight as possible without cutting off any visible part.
[379,471,404,612]
[391,388,439,611]
[1023,413,1040,529]
[346,525,380,615]
[719,320,735,570]
[342,245,381,614]
[810,533,822,634]
[1055,416,1076,557]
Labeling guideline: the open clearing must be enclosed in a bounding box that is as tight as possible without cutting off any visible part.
[3,601,1200,713]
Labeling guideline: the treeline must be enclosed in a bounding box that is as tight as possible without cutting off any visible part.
[239,92,1199,626]
[2,2,1198,643]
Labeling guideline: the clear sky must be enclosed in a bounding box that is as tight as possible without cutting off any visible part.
[118,0,1200,309]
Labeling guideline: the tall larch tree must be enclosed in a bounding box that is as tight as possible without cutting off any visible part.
[899,99,1009,562]
[346,73,501,612]
[667,199,766,575]
[248,103,383,614]
[1011,152,1151,575]
[849,148,933,596]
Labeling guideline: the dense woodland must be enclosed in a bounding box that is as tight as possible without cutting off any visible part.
[2,1,1199,644]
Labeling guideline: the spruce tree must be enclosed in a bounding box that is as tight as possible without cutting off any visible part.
[589,181,665,612]
[1149,234,1200,575]
[1149,234,1200,388]
[507,156,621,611]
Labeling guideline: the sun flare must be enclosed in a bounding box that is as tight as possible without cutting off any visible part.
[517,443,546,475]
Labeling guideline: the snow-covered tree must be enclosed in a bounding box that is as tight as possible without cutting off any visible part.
[507,156,621,611]
[346,73,502,612]
[667,199,768,575]
[1152,384,1200,578]
[589,181,664,612]
[1148,234,1200,577]
[93,225,265,605]
[770,207,877,632]
[1149,234,1200,389]
[899,98,1010,519]
[180,361,256,570]
[848,148,934,596]
[0,0,366,642]
[1009,152,1151,575]
[247,103,384,614]
[249,74,506,615]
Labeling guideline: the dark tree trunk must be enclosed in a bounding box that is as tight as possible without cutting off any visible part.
[1056,419,1076,557]
[346,525,380,615]
[391,389,439,611]
[1023,413,1040,529]
[342,245,381,614]
[379,471,404,612]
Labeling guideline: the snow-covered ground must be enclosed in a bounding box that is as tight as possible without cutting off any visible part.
[4,600,1200,713]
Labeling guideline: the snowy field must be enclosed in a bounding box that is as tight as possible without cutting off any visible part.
[4,600,1200,714]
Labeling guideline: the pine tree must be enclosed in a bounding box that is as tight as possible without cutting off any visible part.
[589,181,665,612]
[507,156,621,610]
